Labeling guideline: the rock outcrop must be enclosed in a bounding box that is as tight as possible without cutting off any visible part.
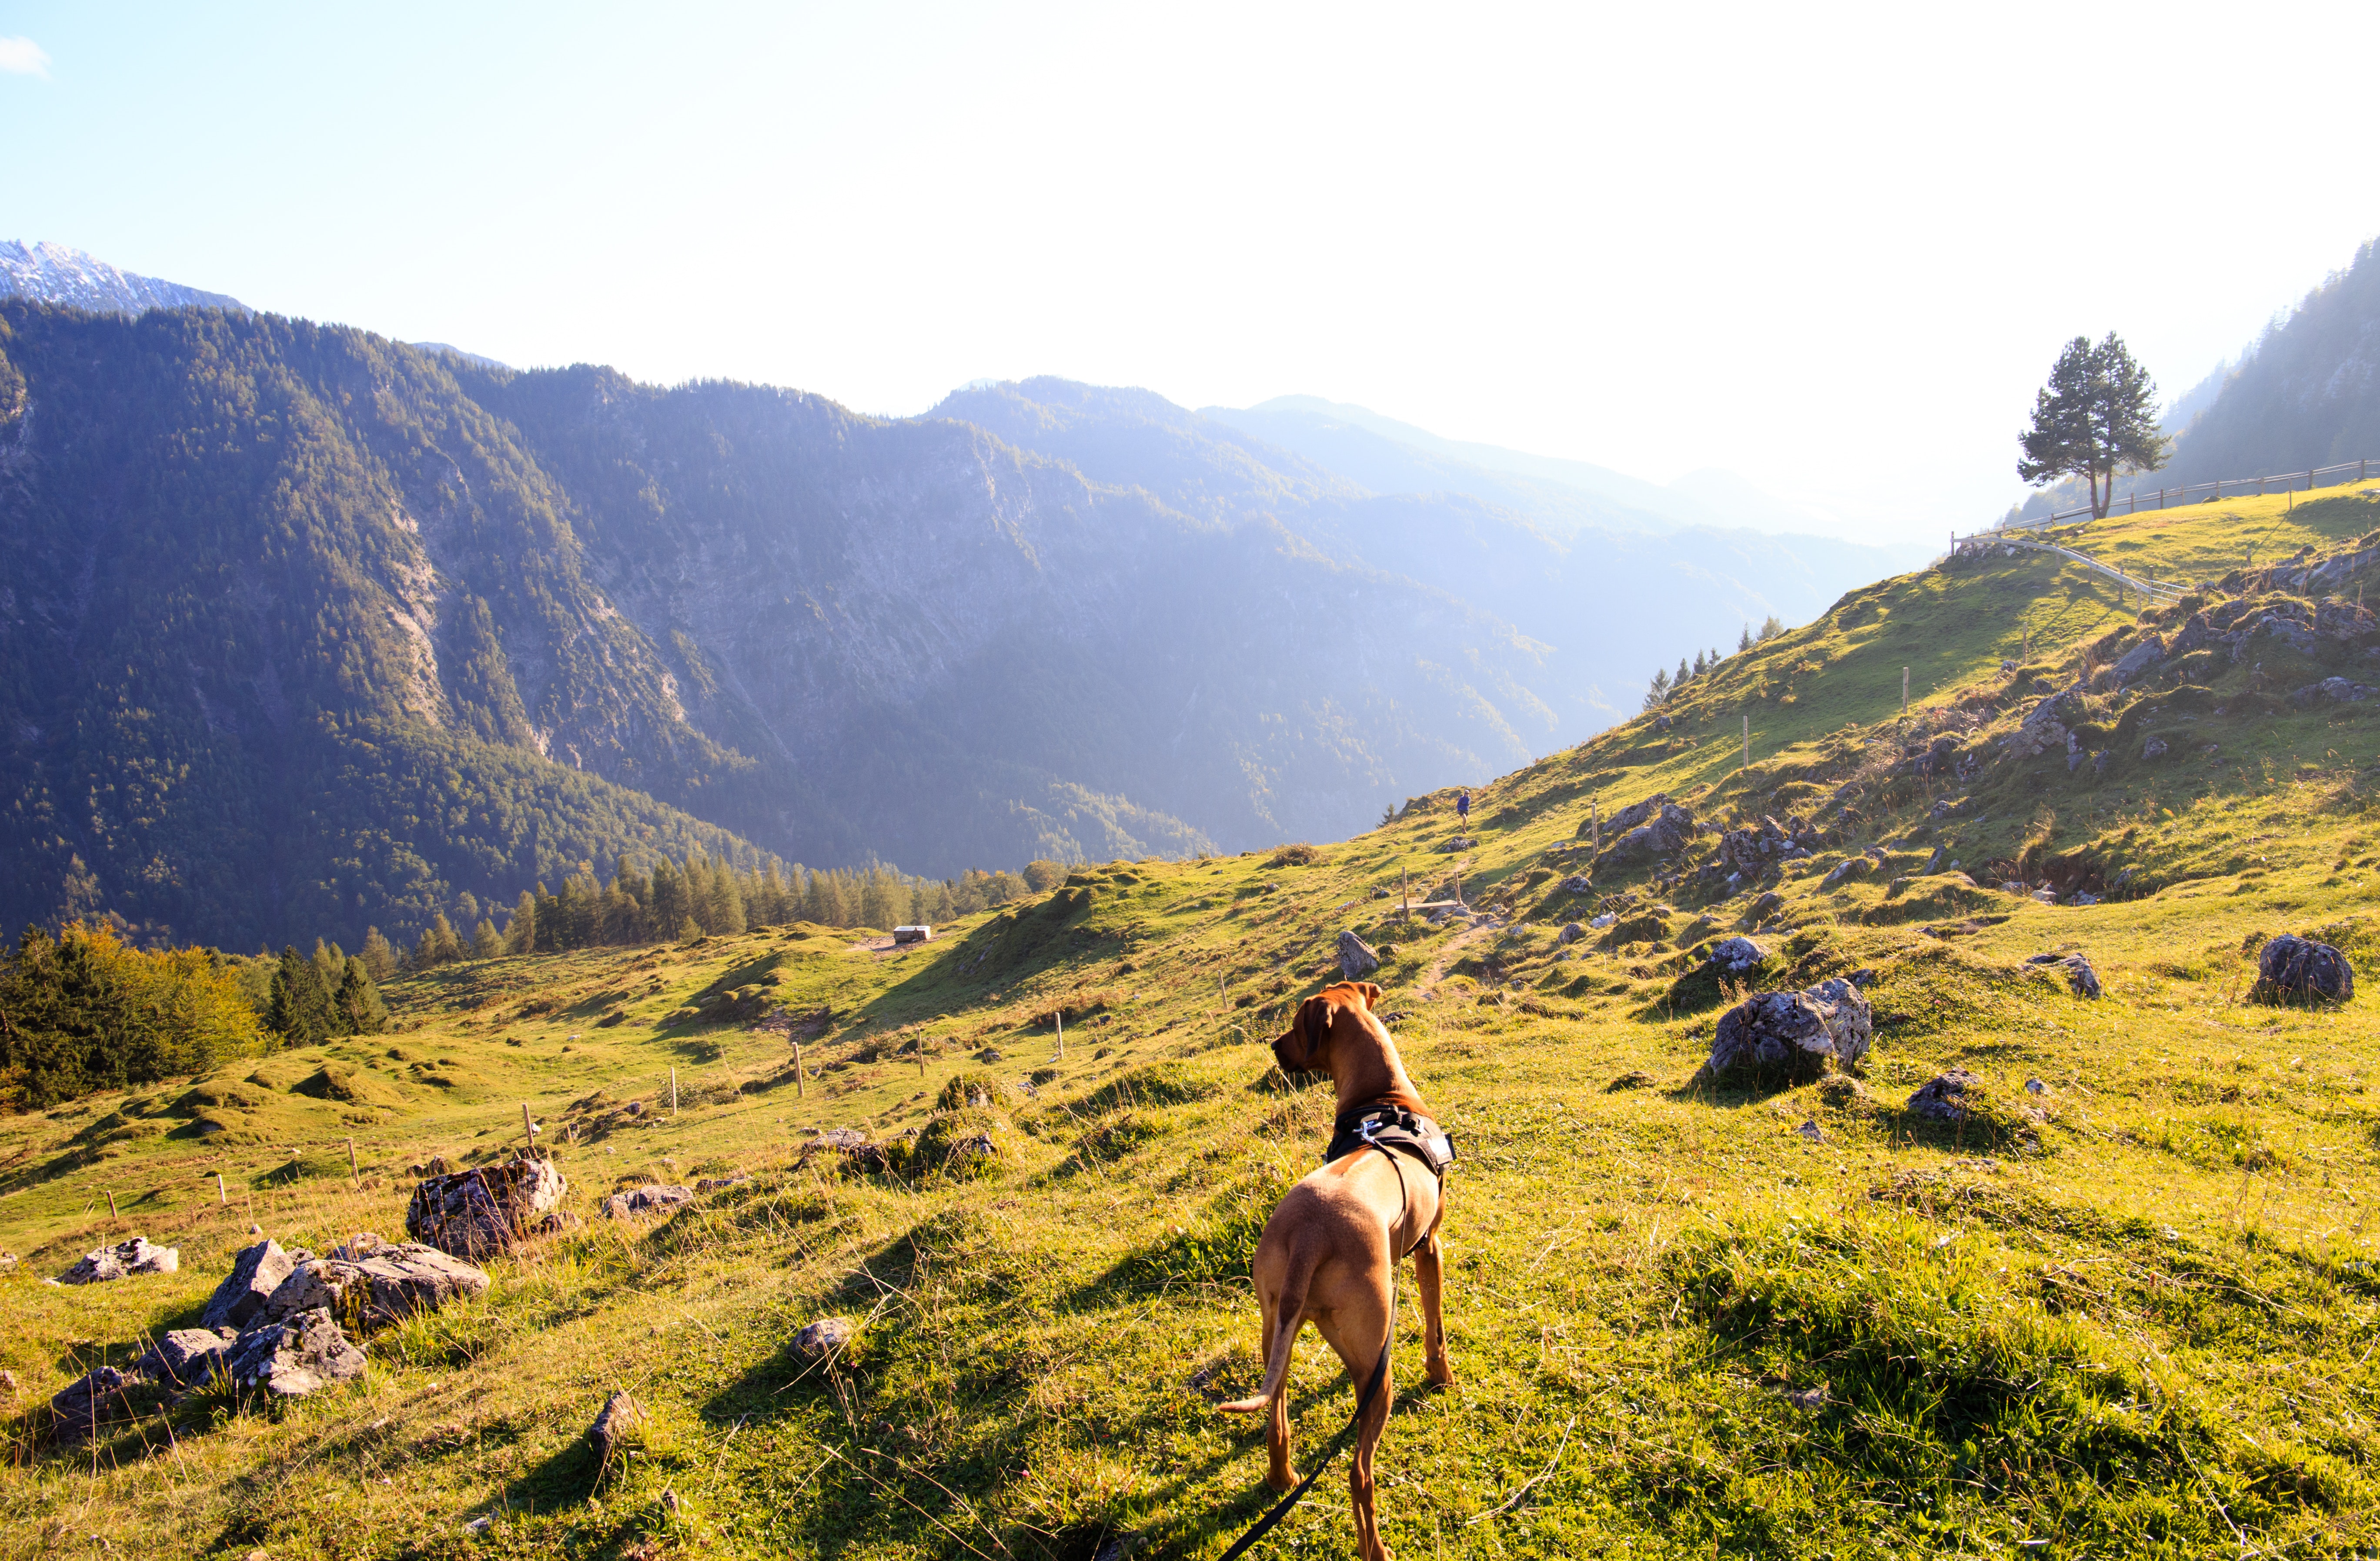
[2255,934,2355,1005]
[1594,795,1698,872]
[1702,977,1873,1077]
[1705,937,1766,976]
[55,1237,178,1285]
[134,1328,240,1388]
[1336,930,1381,980]
[263,1235,491,1328]
[404,1157,568,1257]
[201,1239,308,1331]
[226,1308,367,1398]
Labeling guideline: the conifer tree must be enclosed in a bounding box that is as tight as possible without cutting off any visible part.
[470,919,503,959]
[430,913,463,964]
[1758,615,1785,641]
[710,857,746,935]
[268,945,337,1045]
[1738,624,1755,652]
[508,891,538,954]
[334,956,388,1034]
[361,926,398,983]
[649,858,690,937]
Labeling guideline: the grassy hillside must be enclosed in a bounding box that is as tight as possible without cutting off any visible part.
[9,490,2380,1557]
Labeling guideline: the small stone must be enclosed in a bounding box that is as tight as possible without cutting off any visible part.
[1588,912,1616,930]
[793,1316,857,1364]
[1794,1119,1823,1143]
[464,1515,492,1535]
[602,1184,694,1221]
[0,1368,17,1398]
[695,1174,752,1192]
[2061,954,2102,999]
[2025,1078,2047,1095]
[1848,968,1879,988]
[248,1224,263,1236]
[1556,922,1584,944]
[1780,1384,1828,1411]
[588,1390,645,1463]
[1906,1069,1982,1122]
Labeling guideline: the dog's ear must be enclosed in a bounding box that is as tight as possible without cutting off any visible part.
[1300,994,1337,1061]
[1356,981,1382,1008]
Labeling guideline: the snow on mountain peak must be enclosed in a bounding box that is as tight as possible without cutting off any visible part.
[0,240,245,316]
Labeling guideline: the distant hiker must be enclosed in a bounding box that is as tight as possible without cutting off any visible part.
[1455,792,1470,822]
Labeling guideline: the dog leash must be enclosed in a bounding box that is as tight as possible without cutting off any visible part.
[1216,1319,1393,1561]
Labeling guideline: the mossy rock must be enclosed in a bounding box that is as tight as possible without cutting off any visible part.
[936,1071,1014,1111]
[910,1108,1010,1180]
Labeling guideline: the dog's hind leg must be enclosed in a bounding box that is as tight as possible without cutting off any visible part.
[1316,1287,1397,1561]
[1414,1228,1453,1387]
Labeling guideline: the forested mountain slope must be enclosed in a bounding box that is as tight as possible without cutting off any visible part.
[0,306,1564,949]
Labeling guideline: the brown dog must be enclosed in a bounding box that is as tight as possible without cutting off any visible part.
[1220,981,1452,1561]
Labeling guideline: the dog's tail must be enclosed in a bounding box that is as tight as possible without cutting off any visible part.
[1218,1236,1321,1415]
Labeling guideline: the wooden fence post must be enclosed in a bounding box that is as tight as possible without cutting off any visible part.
[216,1173,226,1206]
[1056,1010,1065,1058]
[522,1102,535,1155]
[347,1137,359,1184]
[670,1068,678,1117]
[1902,667,1909,715]
[1591,802,1600,851]
[1742,715,1749,767]
[107,1190,118,1219]
[794,1041,806,1097]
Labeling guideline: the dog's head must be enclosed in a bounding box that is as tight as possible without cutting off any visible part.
[1273,981,1382,1078]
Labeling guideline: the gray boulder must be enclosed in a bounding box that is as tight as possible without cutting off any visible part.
[1434,835,1476,852]
[50,1365,135,1444]
[2142,736,2169,761]
[404,1157,568,1258]
[264,1234,491,1328]
[2291,677,2377,707]
[227,1307,366,1398]
[1703,977,1873,1077]
[56,1237,178,1285]
[1559,874,1593,895]
[1819,856,1872,889]
[1706,937,1765,976]
[2110,637,2165,684]
[134,1328,240,1388]
[602,1184,695,1221]
[1556,922,1585,945]
[2256,935,2355,1005]
[201,1239,309,1331]
[2061,953,2101,998]
[1337,930,1381,981]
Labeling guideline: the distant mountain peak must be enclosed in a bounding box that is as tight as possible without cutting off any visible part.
[0,240,246,316]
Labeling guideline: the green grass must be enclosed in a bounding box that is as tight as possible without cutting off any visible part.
[9,492,2380,1555]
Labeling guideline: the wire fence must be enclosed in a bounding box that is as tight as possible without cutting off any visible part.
[1994,457,2380,530]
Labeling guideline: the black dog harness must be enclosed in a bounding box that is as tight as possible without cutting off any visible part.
[1324,1102,1457,1260]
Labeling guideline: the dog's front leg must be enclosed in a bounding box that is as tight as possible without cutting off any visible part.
[1414,1231,1454,1386]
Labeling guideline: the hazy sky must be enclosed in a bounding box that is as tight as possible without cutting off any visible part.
[5,1,2377,544]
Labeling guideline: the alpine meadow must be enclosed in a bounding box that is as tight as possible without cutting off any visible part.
[11,37,2380,1556]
